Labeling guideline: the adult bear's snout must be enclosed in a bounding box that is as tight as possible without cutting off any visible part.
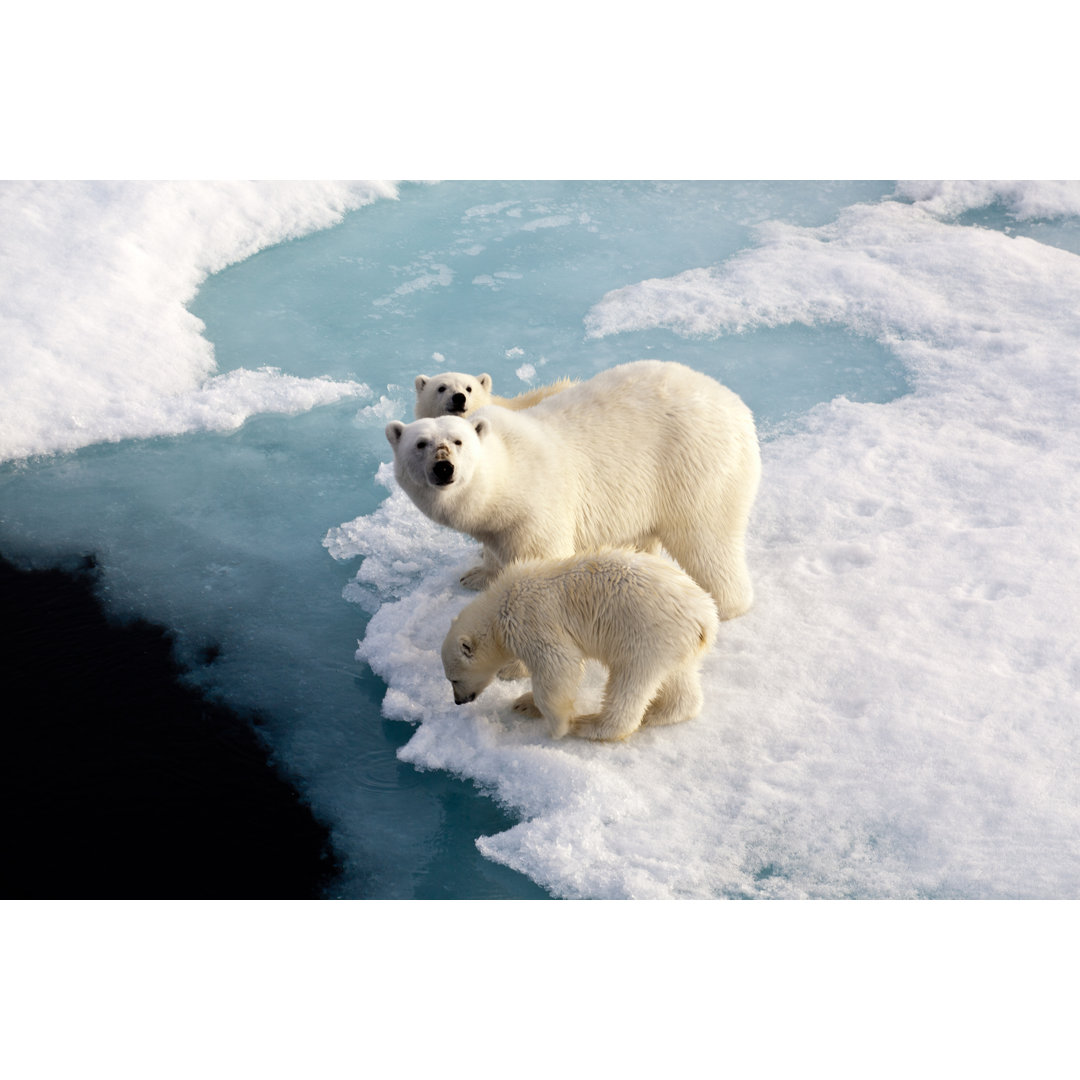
[432,460,455,485]
[450,392,467,412]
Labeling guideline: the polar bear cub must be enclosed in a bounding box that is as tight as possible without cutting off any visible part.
[388,359,761,620]
[441,550,719,741]
[414,370,574,418]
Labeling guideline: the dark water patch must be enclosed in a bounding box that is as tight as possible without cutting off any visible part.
[0,554,343,899]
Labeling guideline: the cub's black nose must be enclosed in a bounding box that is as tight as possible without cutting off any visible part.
[450,392,467,412]
[432,460,454,484]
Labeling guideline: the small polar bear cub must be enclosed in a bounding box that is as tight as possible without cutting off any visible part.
[441,550,720,742]
[414,370,573,418]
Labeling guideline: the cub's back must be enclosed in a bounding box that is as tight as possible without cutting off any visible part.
[505,551,718,645]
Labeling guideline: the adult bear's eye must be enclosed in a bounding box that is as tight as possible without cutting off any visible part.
[417,439,428,449]
[438,385,447,393]
[466,386,472,393]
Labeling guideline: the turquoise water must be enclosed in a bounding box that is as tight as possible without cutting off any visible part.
[3,181,913,898]
[190,180,907,433]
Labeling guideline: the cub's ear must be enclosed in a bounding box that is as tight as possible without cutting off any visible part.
[459,636,474,659]
[478,373,492,391]
[414,375,429,392]
[472,417,488,440]
[385,421,406,447]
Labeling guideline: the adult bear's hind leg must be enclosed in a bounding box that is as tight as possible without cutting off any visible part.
[665,533,753,621]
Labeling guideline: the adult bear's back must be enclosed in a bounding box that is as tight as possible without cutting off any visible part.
[523,360,758,502]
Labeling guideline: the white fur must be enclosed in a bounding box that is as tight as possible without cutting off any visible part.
[387,359,761,619]
[441,551,720,741]
[414,370,573,418]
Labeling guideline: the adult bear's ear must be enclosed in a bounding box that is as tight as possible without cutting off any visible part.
[478,373,492,391]
[414,375,429,392]
[386,421,405,446]
[459,636,474,659]
[472,417,488,440]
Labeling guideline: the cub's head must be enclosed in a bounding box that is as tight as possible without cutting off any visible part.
[385,414,489,491]
[441,607,506,705]
[414,371,494,418]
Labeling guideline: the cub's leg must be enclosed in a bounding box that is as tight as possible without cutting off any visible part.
[515,653,585,738]
[572,664,666,742]
[641,661,704,728]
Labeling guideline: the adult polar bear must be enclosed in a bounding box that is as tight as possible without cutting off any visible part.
[385,360,761,621]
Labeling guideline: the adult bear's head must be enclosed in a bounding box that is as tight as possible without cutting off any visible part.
[385,414,490,494]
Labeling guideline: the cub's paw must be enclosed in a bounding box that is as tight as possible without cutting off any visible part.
[512,692,542,718]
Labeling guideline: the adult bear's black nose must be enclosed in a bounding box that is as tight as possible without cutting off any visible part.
[450,392,467,412]
[432,460,454,484]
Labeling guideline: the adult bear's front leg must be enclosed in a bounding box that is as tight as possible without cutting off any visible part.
[459,545,501,591]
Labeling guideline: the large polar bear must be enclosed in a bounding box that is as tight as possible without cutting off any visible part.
[414,370,574,418]
[386,360,761,620]
[442,550,720,740]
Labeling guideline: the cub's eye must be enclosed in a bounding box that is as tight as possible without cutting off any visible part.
[454,439,462,446]
[438,385,447,393]
[416,439,428,449]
